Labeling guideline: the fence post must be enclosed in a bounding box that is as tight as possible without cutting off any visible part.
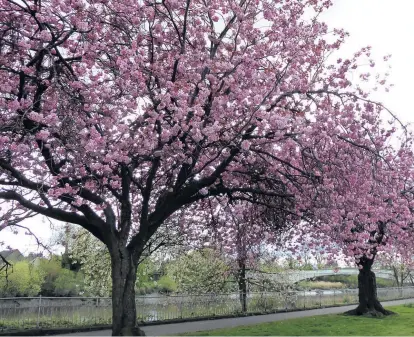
[334,290,336,305]
[36,295,42,329]
[319,292,322,308]
[96,298,99,325]
[179,295,183,319]
[303,290,306,309]
[284,291,287,311]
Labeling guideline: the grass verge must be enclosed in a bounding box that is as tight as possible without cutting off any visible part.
[181,304,414,336]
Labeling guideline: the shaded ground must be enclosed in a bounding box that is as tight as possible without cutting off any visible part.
[60,298,414,336]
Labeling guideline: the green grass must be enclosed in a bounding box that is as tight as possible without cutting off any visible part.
[309,275,396,289]
[297,281,346,289]
[182,305,414,336]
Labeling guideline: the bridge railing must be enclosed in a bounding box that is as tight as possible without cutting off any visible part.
[1,287,414,333]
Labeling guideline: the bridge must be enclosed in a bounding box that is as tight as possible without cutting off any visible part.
[248,268,394,284]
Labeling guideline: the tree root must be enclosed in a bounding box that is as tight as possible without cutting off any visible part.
[344,305,395,318]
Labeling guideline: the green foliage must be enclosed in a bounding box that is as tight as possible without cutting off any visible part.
[155,275,178,293]
[301,263,314,271]
[60,252,82,272]
[67,225,171,296]
[166,249,233,294]
[135,259,160,295]
[316,275,394,288]
[37,256,85,297]
[67,226,112,296]
[136,259,156,286]
[0,260,43,297]
[38,257,64,296]
[298,281,345,290]
[376,277,395,288]
[284,257,301,270]
[257,261,284,273]
[53,268,83,296]
[0,254,84,297]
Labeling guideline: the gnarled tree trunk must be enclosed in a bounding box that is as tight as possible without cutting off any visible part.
[110,247,145,336]
[346,259,394,317]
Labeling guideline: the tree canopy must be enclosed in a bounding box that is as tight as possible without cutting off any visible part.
[1,0,413,333]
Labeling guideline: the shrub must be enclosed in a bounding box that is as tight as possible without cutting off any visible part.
[156,276,177,294]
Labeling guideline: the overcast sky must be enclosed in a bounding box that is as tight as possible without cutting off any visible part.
[2,0,414,255]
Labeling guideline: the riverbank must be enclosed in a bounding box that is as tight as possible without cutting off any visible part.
[1,287,414,335]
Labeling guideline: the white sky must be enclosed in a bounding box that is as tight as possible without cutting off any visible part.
[2,0,414,255]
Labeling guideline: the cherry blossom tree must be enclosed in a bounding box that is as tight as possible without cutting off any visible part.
[189,199,292,312]
[0,0,411,333]
[377,245,414,287]
[297,150,414,316]
[275,141,414,316]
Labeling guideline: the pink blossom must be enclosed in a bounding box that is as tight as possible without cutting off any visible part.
[35,130,50,141]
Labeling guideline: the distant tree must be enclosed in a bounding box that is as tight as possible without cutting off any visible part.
[38,257,63,296]
[209,201,289,312]
[377,249,414,287]
[53,268,83,296]
[166,248,233,294]
[0,260,43,297]
[155,275,178,294]
[314,253,327,269]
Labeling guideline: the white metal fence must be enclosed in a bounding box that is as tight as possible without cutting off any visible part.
[1,287,414,333]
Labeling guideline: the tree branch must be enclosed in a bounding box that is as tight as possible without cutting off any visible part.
[0,191,105,242]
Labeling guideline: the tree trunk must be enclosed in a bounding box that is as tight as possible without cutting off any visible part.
[392,266,401,287]
[237,261,247,313]
[345,261,394,317]
[111,247,145,336]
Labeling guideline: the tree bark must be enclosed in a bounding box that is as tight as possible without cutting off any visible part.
[110,247,145,336]
[237,261,247,313]
[345,260,394,317]
[392,266,401,287]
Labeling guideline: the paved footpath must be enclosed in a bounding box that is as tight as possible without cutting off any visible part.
[62,298,414,336]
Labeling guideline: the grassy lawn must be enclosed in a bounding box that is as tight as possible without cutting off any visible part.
[297,281,346,289]
[182,305,414,336]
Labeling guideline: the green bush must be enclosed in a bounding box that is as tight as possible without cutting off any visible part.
[54,268,83,296]
[156,275,178,293]
[0,261,43,297]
